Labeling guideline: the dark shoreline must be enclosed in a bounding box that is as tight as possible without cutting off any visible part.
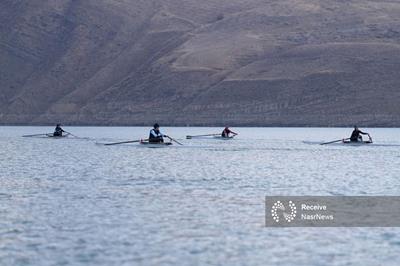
[1,123,399,128]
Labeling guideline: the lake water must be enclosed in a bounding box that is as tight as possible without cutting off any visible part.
[1,127,400,266]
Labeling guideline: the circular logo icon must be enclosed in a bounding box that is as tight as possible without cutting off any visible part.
[271,200,297,223]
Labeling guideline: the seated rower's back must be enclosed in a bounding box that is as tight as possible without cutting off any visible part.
[221,127,237,138]
[350,126,369,142]
[149,123,166,143]
[54,124,64,137]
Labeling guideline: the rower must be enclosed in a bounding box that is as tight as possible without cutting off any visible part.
[149,123,168,143]
[221,127,238,138]
[350,126,370,142]
[53,124,65,137]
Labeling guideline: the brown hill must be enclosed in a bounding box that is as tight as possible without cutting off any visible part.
[1,0,400,126]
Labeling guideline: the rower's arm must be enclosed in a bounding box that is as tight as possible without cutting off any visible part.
[360,131,369,135]
[158,131,168,138]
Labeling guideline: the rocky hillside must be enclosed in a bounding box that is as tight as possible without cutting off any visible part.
[1,0,400,126]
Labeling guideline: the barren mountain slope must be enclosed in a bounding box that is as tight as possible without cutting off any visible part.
[1,0,400,126]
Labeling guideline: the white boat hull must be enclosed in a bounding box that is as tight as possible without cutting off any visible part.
[213,136,235,140]
[140,141,173,148]
[342,140,373,146]
[45,134,70,139]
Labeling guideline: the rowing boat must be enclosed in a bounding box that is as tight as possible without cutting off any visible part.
[342,140,373,145]
[213,135,235,140]
[139,140,173,148]
[46,133,70,139]
[23,133,70,139]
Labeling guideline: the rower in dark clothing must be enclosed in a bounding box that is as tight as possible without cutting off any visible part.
[221,127,238,138]
[149,123,168,143]
[53,124,65,137]
[350,126,370,142]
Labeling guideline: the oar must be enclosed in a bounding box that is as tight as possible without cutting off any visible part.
[64,131,79,138]
[320,138,350,145]
[167,136,183,145]
[104,139,147,146]
[22,133,50,137]
[186,133,220,139]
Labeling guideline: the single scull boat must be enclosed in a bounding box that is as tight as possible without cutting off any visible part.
[139,140,173,148]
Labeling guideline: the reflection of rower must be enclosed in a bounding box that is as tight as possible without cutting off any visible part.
[221,127,238,138]
[53,124,65,137]
[350,126,370,142]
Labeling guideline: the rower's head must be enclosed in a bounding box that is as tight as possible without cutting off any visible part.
[354,125,358,130]
[224,127,229,130]
[153,123,160,130]
[56,124,61,127]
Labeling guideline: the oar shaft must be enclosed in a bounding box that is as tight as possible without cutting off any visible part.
[22,133,50,137]
[320,138,350,145]
[104,140,140,146]
[186,133,220,139]
[167,136,183,145]
[104,139,146,146]
[64,131,77,137]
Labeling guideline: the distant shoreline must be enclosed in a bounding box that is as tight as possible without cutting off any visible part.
[1,123,399,128]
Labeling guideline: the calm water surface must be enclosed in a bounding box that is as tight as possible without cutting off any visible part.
[1,127,400,265]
